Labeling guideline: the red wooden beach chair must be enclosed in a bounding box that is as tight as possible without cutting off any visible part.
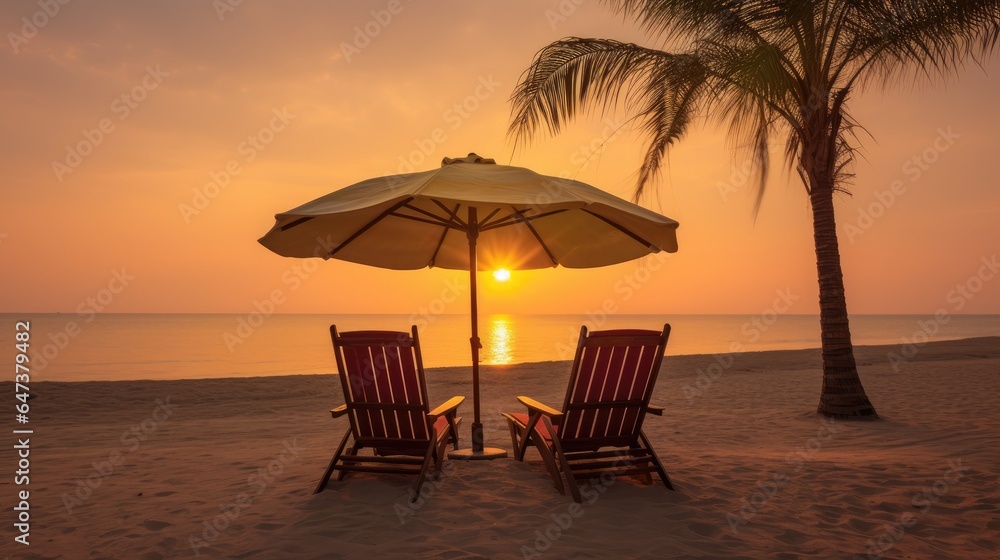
[501,324,675,502]
[315,325,463,500]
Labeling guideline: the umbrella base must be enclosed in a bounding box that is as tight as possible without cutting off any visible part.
[448,447,508,460]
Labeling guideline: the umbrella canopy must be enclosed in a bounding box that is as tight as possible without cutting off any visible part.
[259,154,678,271]
[258,153,679,458]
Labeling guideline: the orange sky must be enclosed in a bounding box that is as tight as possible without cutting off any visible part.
[1,1,998,316]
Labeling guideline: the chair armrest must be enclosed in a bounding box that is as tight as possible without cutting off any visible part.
[428,396,464,418]
[330,404,348,418]
[645,404,664,416]
[516,396,563,419]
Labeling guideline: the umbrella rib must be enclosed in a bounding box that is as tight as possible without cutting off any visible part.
[478,207,502,227]
[428,224,451,268]
[480,208,529,230]
[581,209,654,249]
[279,216,314,231]
[399,203,464,229]
[388,212,464,230]
[480,208,568,231]
[511,205,559,266]
[326,197,414,257]
[431,199,468,229]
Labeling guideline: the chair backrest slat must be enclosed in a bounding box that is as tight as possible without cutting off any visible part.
[331,327,431,443]
[605,342,643,438]
[577,341,614,440]
[619,340,659,438]
[560,325,670,446]
[562,338,594,440]
[341,344,381,439]
[592,344,628,440]
[373,344,400,440]
[387,344,415,440]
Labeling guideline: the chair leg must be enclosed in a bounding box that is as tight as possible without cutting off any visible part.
[639,430,674,491]
[501,413,531,461]
[434,444,447,477]
[544,417,581,503]
[516,412,545,462]
[503,414,521,459]
[433,426,451,476]
[531,434,565,496]
[314,429,352,494]
[446,414,461,450]
[411,440,437,503]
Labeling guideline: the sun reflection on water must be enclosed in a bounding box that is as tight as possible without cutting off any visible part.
[485,315,514,365]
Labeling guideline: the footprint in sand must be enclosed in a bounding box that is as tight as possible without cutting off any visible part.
[686,521,725,538]
[142,520,172,531]
[99,528,130,539]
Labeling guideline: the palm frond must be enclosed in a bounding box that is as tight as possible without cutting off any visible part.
[632,54,708,199]
[839,0,1000,90]
[508,38,683,149]
[509,0,1000,210]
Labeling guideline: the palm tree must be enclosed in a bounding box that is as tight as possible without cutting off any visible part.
[509,0,999,418]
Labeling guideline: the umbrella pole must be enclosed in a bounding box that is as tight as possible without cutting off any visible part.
[449,206,507,460]
[468,207,483,452]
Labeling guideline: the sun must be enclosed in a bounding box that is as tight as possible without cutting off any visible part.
[493,268,511,282]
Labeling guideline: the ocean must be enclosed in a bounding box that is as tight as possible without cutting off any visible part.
[4,313,998,382]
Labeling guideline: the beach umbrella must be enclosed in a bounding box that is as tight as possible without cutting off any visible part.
[258,153,679,459]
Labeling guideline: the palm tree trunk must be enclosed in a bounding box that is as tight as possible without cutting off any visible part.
[809,178,878,418]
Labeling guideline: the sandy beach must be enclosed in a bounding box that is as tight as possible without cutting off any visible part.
[2,336,998,559]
